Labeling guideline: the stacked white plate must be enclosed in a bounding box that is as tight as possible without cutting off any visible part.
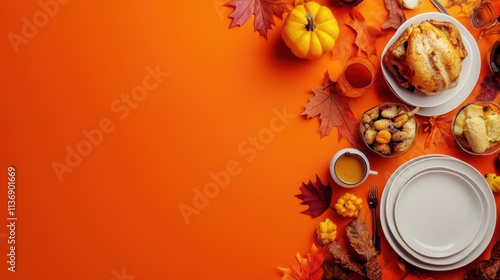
[380,154,496,271]
[380,12,481,117]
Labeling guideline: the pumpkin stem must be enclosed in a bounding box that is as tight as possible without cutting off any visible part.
[305,13,316,32]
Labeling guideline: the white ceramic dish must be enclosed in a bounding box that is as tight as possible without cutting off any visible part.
[381,16,471,108]
[380,155,496,270]
[381,12,480,116]
[394,169,483,259]
[386,163,489,265]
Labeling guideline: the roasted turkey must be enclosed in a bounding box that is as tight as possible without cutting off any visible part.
[383,20,468,96]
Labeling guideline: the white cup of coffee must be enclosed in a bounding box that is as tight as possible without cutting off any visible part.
[330,148,378,188]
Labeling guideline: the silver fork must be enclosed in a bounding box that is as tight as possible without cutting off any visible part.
[368,184,381,253]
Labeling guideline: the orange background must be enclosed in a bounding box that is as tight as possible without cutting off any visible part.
[1,0,500,279]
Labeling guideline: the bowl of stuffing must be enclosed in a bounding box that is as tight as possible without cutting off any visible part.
[360,103,419,158]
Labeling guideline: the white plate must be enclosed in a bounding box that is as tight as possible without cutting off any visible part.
[381,13,480,116]
[381,13,471,108]
[380,155,496,270]
[394,169,483,258]
[382,156,494,269]
[387,164,489,265]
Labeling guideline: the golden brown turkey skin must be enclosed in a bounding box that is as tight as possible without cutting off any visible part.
[383,20,468,96]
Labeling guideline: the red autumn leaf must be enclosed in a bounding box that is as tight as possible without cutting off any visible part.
[278,243,331,280]
[475,74,500,102]
[302,72,361,147]
[423,115,454,149]
[225,0,290,39]
[295,174,332,218]
[381,0,406,30]
[346,9,385,57]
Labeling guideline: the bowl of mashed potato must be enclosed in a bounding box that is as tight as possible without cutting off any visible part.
[453,102,500,155]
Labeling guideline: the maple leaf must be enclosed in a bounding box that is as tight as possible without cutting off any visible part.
[475,74,500,102]
[295,174,332,218]
[332,13,358,66]
[225,0,290,39]
[303,72,361,147]
[381,0,406,30]
[278,243,331,280]
[423,115,454,149]
[346,9,385,57]
[442,0,480,16]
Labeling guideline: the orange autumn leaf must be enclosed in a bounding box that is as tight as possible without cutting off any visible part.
[332,13,358,66]
[225,0,291,39]
[442,0,480,16]
[346,9,385,57]
[278,243,331,280]
[302,72,361,147]
[423,115,454,149]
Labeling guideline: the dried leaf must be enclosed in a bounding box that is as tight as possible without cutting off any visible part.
[346,9,385,57]
[396,259,406,272]
[333,9,386,67]
[464,240,500,280]
[423,115,454,149]
[442,0,480,17]
[476,74,500,102]
[492,239,500,256]
[303,72,361,147]
[397,258,422,278]
[327,241,366,276]
[332,16,358,66]
[332,42,357,70]
[295,174,332,218]
[365,257,382,280]
[225,0,290,39]
[346,218,378,261]
[322,261,351,280]
[278,243,331,280]
[381,0,406,30]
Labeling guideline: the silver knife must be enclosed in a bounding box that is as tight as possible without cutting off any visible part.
[430,0,449,14]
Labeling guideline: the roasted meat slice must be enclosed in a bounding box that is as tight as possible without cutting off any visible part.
[383,19,468,95]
